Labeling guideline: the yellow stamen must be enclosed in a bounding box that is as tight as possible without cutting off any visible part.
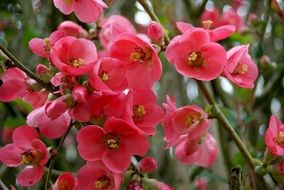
[188,51,206,67]
[130,47,152,63]
[21,150,43,165]
[277,132,284,146]
[95,176,111,189]
[233,63,248,75]
[100,72,109,82]
[133,105,146,120]
[103,134,120,150]
[202,20,213,29]
[184,112,202,126]
[69,58,85,67]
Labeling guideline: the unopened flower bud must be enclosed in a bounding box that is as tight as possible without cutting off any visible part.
[147,21,164,43]
[138,156,158,173]
[36,64,49,75]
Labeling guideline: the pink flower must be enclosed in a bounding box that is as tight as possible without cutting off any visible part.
[89,57,128,93]
[223,45,258,89]
[77,118,149,172]
[109,34,162,88]
[172,105,211,139]
[27,105,71,139]
[176,22,236,42]
[29,30,66,58]
[99,15,136,48]
[0,68,47,108]
[147,21,164,43]
[265,115,284,156]
[138,156,158,173]
[57,21,88,38]
[72,85,88,103]
[127,180,143,190]
[50,36,98,76]
[175,133,218,167]
[0,126,48,187]
[78,160,121,190]
[53,0,107,23]
[128,89,164,135]
[0,68,27,101]
[166,28,227,81]
[52,172,78,190]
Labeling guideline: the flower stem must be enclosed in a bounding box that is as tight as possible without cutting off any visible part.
[137,0,170,45]
[0,43,58,96]
[44,122,74,190]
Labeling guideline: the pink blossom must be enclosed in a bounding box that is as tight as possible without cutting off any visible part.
[52,172,78,190]
[77,118,149,172]
[29,30,66,58]
[0,68,27,101]
[223,44,258,89]
[53,0,107,23]
[142,179,174,190]
[166,28,227,81]
[265,115,284,156]
[78,160,121,190]
[175,133,218,167]
[50,36,98,76]
[0,68,47,108]
[109,34,162,88]
[89,57,128,93]
[127,180,143,190]
[172,105,211,139]
[128,89,164,135]
[0,126,48,187]
[57,21,88,38]
[147,21,164,43]
[201,8,222,28]
[27,106,71,139]
[99,15,136,48]
[138,156,158,173]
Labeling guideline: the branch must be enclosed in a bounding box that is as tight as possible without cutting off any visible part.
[44,122,74,190]
[0,43,59,96]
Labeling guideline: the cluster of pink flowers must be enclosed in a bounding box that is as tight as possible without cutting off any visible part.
[0,0,271,189]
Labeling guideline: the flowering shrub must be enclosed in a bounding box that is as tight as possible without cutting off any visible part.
[0,0,284,189]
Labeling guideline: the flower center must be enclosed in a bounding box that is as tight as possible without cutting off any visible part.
[95,175,111,189]
[63,0,73,5]
[68,58,85,67]
[202,20,213,29]
[99,71,110,82]
[133,105,146,120]
[188,51,206,67]
[233,63,248,74]
[184,112,202,126]
[44,38,52,52]
[130,47,152,63]
[58,178,75,190]
[103,134,120,150]
[277,132,284,147]
[21,149,43,165]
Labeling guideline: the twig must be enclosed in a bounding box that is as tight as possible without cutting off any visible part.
[0,180,9,190]
[44,122,74,190]
[0,43,58,96]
